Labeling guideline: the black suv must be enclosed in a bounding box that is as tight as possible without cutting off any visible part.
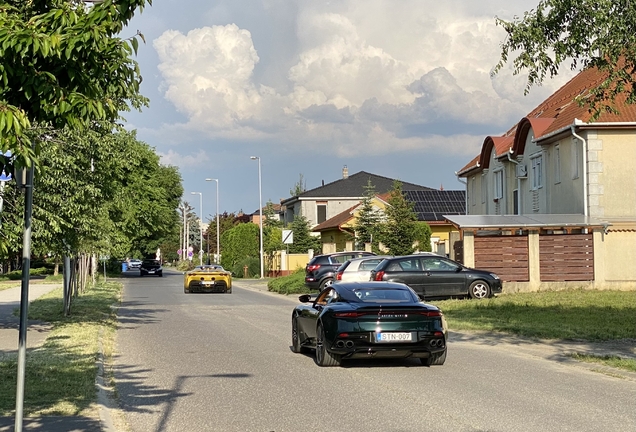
[140,259,163,277]
[305,251,376,290]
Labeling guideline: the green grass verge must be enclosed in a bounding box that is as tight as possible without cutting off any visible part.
[267,269,311,295]
[432,289,636,341]
[0,280,121,416]
[567,353,636,373]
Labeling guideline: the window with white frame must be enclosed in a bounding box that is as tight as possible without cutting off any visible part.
[531,154,543,190]
[494,169,503,200]
[554,145,561,184]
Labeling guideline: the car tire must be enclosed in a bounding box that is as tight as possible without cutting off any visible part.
[139,272,144,277]
[291,316,308,354]
[421,349,447,366]
[468,280,490,299]
[158,272,163,277]
[315,323,341,367]
[319,278,334,290]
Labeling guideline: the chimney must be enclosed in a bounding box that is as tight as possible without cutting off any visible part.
[342,165,349,179]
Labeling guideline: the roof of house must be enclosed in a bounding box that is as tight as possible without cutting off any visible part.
[458,65,636,175]
[404,190,466,221]
[250,203,281,216]
[312,190,465,231]
[284,171,433,203]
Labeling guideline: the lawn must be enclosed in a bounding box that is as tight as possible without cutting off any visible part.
[432,289,636,341]
[0,280,120,416]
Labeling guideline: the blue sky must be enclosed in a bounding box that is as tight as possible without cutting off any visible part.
[123,0,573,221]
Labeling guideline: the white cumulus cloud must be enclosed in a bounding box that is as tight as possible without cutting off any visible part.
[151,1,578,157]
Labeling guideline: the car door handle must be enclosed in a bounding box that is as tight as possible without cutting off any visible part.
[424,272,431,276]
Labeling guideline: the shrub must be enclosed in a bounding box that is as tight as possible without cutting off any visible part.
[267,269,310,295]
[2,267,51,280]
[231,257,260,278]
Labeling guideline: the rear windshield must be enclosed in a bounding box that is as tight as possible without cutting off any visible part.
[358,259,384,271]
[350,288,416,303]
[338,261,351,271]
[309,256,330,265]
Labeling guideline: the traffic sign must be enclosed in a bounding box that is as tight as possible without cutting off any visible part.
[0,151,11,181]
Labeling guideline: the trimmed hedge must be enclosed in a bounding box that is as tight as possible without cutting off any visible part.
[267,269,310,295]
[1,267,51,280]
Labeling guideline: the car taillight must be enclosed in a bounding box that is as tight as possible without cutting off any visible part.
[307,264,321,272]
[418,311,442,317]
[336,272,343,280]
[373,270,385,281]
[334,312,367,318]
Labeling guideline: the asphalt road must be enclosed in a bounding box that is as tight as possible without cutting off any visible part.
[114,271,636,432]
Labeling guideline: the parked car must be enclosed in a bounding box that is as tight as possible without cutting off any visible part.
[184,264,232,294]
[140,259,163,277]
[370,253,501,300]
[335,256,391,282]
[305,251,376,290]
[128,259,142,269]
[291,281,448,367]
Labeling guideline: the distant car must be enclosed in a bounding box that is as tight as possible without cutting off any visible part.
[370,253,501,300]
[305,251,376,290]
[128,259,142,269]
[291,281,448,367]
[139,259,163,277]
[184,264,232,294]
[335,256,391,282]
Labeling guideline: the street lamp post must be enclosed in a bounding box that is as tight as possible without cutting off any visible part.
[250,156,264,279]
[191,192,203,266]
[205,178,220,263]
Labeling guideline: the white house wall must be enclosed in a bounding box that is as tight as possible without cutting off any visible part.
[592,130,636,219]
[300,199,361,227]
[544,135,585,214]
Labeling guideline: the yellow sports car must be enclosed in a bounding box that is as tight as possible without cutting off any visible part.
[184,265,232,294]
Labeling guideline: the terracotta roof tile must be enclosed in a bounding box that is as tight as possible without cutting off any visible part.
[460,65,636,174]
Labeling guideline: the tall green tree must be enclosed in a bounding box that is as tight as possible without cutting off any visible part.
[289,173,307,196]
[493,0,636,118]
[380,181,419,256]
[0,0,150,169]
[220,222,259,273]
[205,211,239,258]
[414,222,433,253]
[288,215,321,254]
[352,180,383,251]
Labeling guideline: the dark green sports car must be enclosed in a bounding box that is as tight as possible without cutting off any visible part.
[291,281,448,367]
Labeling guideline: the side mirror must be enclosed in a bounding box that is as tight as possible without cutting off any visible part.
[417,293,427,302]
[298,294,312,303]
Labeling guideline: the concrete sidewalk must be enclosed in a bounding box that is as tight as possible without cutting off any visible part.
[0,283,60,357]
[0,283,110,432]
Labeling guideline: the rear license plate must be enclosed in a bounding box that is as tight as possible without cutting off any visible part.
[376,332,413,342]
[202,281,214,286]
